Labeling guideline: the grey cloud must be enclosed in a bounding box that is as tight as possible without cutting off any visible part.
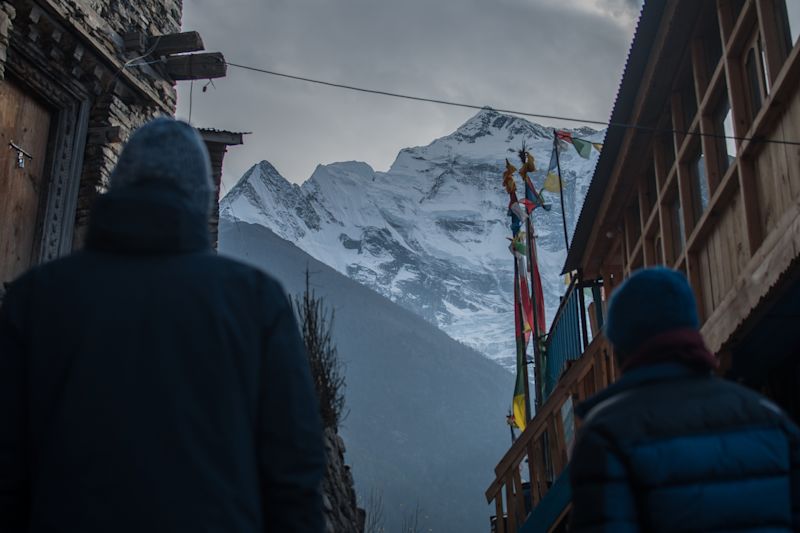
[177,0,638,188]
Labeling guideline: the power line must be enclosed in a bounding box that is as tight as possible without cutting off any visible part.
[223,60,800,147]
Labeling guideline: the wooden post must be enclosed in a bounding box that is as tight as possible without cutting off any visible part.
[505,474,518,533]
[495,495,506,533]
[577,272,590,351]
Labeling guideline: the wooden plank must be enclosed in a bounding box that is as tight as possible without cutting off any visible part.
[736,157,763,256]
[149,31,205,56]
[525,440,537,505]
[0,79,52,284]
[512,468,526,528]
[698,247,715,319]
[505,474,518,533]
[701,197,800,353]
[165,52,227,80]
[753,137,782,234]
[495,496,506,533]
[778,85,800,201]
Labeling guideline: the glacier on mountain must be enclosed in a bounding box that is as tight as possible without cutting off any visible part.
[221,108,601,370]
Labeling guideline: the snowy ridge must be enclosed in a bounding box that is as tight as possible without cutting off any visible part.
[222,108,601,370]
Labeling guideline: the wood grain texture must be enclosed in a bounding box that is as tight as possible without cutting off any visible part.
[0,79,52,284]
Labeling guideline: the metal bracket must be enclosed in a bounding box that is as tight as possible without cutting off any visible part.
[9,141,33,169]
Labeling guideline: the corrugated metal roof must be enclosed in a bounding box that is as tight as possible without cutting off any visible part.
[562,0,667,274]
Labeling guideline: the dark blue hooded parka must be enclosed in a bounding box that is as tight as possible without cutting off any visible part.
[0,119,325,533]
[570,268,800,532]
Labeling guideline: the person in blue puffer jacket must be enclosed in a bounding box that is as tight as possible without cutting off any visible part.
[569,267,800,532]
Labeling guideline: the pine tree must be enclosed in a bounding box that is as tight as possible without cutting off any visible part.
[293,269,347,430]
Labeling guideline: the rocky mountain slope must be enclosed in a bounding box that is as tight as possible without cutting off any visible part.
[221,108,601,369]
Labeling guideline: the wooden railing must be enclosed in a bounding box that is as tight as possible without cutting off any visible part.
[541,279,603,400]
[485,335,615,533]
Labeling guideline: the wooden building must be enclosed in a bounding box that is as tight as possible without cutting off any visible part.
[0,0,233,297]
[486,0,800,531]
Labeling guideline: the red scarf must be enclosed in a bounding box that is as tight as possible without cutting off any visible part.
[621,328,719,374]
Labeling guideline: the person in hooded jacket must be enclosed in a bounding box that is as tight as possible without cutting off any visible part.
[569,267,800,532]
[0,118,325,533]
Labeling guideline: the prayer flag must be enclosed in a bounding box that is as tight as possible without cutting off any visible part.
[556,130,573,143]
[543,144,562,193]
[512,261,528,431]
[571,137,593,159]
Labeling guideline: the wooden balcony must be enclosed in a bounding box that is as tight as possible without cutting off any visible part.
[485,332,615,533]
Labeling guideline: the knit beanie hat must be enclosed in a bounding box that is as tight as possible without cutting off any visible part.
[605,267,700,357]
[109,117,213,215]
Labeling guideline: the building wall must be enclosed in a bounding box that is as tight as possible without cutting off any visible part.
[0,0,183,250]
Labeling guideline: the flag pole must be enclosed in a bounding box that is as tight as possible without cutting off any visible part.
[553,131,570,251]
[525,218,544,412]
[514,257,533,424]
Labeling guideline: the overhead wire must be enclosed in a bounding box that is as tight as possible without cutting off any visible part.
[222,60,800,147]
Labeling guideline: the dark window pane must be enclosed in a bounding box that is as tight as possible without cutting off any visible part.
[682,77,698,128]
[745,47,763,120]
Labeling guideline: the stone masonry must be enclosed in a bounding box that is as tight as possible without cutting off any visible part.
[322,428,366,533]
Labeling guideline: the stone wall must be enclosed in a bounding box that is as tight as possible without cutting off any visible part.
[2,0,186,247]
[322,428,365,533]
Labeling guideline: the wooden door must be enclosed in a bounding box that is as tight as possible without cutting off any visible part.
[0,78,52,285]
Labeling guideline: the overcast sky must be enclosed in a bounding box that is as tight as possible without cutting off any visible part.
[176,0,642,190]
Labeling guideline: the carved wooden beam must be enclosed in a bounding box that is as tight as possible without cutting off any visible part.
[149,31,204,56]
[165,51,226,80]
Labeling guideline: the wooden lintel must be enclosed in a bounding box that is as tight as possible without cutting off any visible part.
[199,129,247,146]
[149,31,204,56]
[165,52,226,81]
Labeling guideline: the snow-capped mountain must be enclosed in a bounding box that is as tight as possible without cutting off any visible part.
[221,108,601,369]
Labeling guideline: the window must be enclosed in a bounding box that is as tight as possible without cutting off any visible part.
[713,90,736,174]
[760,38,772,94]
[690,150,710,224]
[744,38,769,121]
[782,0,800,47]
